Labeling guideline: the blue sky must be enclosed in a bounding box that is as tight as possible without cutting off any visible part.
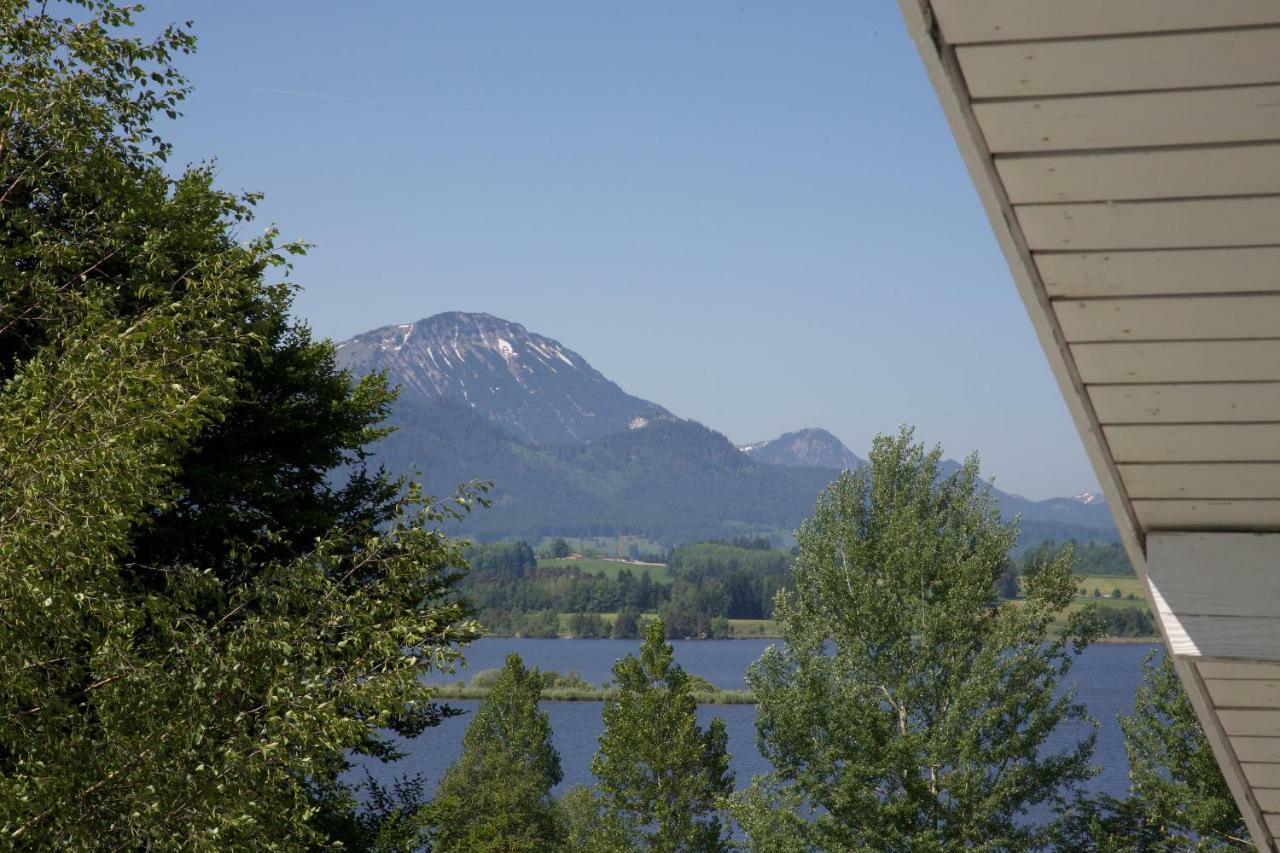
[146,1,1098,500]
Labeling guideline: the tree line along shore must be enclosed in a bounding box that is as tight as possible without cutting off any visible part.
[461,538,1158,642]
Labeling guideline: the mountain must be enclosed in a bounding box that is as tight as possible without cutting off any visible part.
[376,394,839,544]
[739,428,866,471]
[335,312,670,445]
[934,459,1116,547]
[336,311,1119,547]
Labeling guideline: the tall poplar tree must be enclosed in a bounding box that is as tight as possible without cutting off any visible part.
[736,429,1101,850]
[593,618,734,852]
[431,654,564,851]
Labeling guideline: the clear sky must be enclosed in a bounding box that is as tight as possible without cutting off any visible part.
[144,1,1099,500]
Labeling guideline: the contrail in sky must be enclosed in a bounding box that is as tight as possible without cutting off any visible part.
[248,86,412,111]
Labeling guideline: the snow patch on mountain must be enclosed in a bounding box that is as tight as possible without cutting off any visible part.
[335,312,671,445]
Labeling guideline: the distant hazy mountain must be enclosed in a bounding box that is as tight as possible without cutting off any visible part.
[336,312,1118,547]
[335,312,669,445]
[934,459,1115,538]
[739,428,866,471]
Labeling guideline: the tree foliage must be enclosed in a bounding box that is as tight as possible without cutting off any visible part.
[593,618,733,852]
[0,1,479,845]
[1052,654,1251,850]
[1121,654,1249,849]
[737,429,1101,851]
[431,654,564,852]
[558,785,632,853]
[0,250,480,846]
[1019,541,1133,577]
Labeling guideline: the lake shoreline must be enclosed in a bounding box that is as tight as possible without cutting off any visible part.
[360,640,1157,803]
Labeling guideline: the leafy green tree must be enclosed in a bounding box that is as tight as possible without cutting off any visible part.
[612,609,642,639]
[432,654,564,851]
[520,609,563,638]
[0,1,479,844]
[558,786,632,853]
[996,557,1020,599]
[593,618,733,852]
[1,0,401,597]
[1022,541,1133,577]
[1052,655,1250,850]
[736,429,1101,851]
[1048,793,1168,851]
[661,580,717,639]
[547,537,573,559]
[328,772,436,853]
[0,252,480,846]
[1121,654,1249,849]
[571,611,609,638]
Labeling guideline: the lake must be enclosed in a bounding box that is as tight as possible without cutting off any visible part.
[353,638,1158,805]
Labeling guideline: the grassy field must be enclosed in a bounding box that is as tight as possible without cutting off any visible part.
[1075,574,1145,600]
[727,618,782,639]
[539,556,671,583]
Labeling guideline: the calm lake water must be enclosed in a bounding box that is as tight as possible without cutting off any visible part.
[353,638,1158,804]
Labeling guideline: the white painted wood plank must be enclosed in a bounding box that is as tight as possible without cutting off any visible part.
[1000,143,1280,204]
[931,0,1280,44]
[975,85,1280,154]
[1038,248,1280,299]
[1220,710,1280,737]
[1159,615,1280,658]
[1204,662,1280,681]
[1147,533,1280,620]
[1057,295,1280,343]
[1245,763,1280,788]
[960,29,1280,98]
[1074,341,1280,384]
[1209,681,1280,709]
[1263,792,1280,816]
[1091,384,1280,425]
[1107,425,1280,463]
[1136,499,1280,530]
[1122,464,1280,499]
[1019,198,1280,251]
[1231,736,1280,763]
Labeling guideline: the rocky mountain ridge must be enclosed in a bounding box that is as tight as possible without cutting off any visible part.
[739,428,867,471]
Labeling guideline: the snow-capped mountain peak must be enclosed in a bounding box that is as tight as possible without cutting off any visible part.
[335,312,670,445]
